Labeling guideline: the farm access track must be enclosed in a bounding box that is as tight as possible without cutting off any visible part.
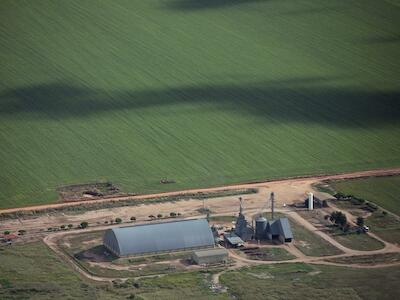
[43,207,400,284]
[1,167,400,214]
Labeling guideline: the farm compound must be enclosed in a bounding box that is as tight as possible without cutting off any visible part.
[232,194,293,243]
[103,219,214,257]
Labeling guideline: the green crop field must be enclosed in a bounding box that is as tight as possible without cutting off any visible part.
[221,263,400,300]
[2,242,400,300]
[1,1,400,208]
[329,175,400,244]
[330,176,400,216]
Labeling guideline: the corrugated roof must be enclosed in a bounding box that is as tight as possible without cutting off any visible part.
[224,232,244,245]
[193,248,228,258]
[278,218,293,239]
[268,220,281,235]
[267,218,293,239]
[103,219,214,256]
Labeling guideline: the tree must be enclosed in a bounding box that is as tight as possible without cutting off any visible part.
[80,221,89,229]
[130,216,136,221]
[334,192,346,200]
[330,211,347,229]
[337,213,347,228]
[115,218,122,224]
[356,217,364,227]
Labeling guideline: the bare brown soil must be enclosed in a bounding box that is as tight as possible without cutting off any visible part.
[39,204,400,283]
[2,167,400,283]
[2,167,400,214]
[57,182,123,202]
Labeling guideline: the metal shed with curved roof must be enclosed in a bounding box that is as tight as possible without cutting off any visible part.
[103,218,215,257]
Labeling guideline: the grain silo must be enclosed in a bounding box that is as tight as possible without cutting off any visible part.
[255,216,267,240]
[308,192,314,210]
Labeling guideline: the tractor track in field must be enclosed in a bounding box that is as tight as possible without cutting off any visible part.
[1,167,400,214]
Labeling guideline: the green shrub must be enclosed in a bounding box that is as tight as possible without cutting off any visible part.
[80,221,89,229]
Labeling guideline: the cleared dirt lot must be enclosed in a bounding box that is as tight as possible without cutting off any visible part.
[2,168,400,242]
[2,167,399,214]
[0,181,319,235]
[2,169,400,284]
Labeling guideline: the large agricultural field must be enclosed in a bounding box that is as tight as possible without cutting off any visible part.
[1,0,400,208]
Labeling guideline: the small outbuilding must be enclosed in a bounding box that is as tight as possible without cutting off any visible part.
[224,232,244,247]
[266,218,293,243]
[192,248,229,265]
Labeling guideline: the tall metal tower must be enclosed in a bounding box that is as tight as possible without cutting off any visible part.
[270,192,275,220]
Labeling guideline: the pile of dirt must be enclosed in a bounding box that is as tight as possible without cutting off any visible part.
[57,182,123,202]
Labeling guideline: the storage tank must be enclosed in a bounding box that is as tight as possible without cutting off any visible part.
[255,216,267,240]
[308,192,314,210]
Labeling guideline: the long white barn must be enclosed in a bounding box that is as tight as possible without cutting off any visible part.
[103,218,215,257]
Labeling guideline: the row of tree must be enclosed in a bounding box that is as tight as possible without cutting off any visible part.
[6,211,183,236]
[328,211,367,233]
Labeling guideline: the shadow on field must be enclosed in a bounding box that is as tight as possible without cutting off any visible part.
[166,0,347,17]
[360,35,400,44]
[0,78,399,127]
[166,0,266,10]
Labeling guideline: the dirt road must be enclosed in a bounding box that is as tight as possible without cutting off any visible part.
[2,167,400,214]
[4,167,400,284]
[42,206,400,284]
[327,202,399,252]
